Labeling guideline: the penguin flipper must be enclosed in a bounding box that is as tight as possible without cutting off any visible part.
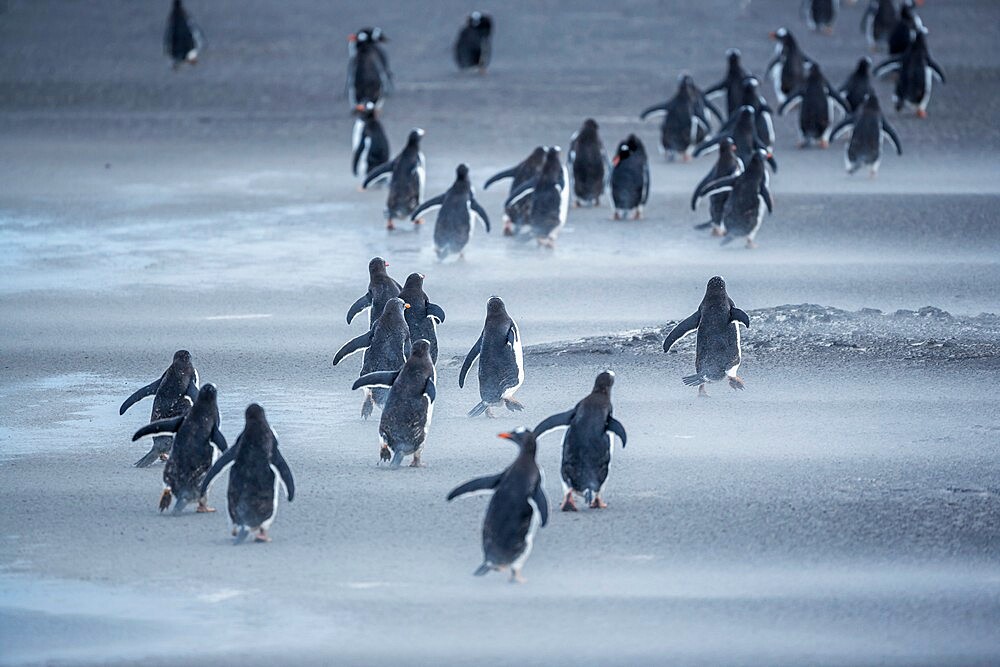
[426,302,446,323]
[759,183,774,214]
[777,93,803,116]
[504,179,538,208]
[132,415,184,441]
[694,175,737,202]
[692,136,721,158]
[662,311,701,353]
[483,166,517,190]
[881,120,903,155]
[606,417,627,448]
[534,410,574,438]
[362,160,394,189]
[334,331,373,366]
[928,59,946,84]
[730,307,751,329]
[473,563,492,576]
[410,193,446,221]
[185,377,199,402]
[531,483,549,527]
[424,378,436,403]
[447,472,504,500]
[639,102,668,120]
[702,97,725,126]
[506,324,519,347]
[829,117,854,142]
[352,370,399,390]
[873,58,902,78]
[691,168,721,211]
[273,446,295,501]
[119,378,161,415]
[459,334,483,388]
[765,55,781,80]
[346,293,371,325]
[470,198,491,232]
[211,424,227,452]
[200,437,239,497]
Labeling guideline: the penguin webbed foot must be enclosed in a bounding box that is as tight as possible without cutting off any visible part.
[378,444,392,464]
[196,500,216,513]
[589,495,608,509]
[561,492,578,512]
[158,488,173,512]
[503,398,524,412]
[254,529,271,543]
[409,452,424,468]
[234,527,250,545]
[509,569,526,584]
[698,384,710,398]
[728,376,746,391]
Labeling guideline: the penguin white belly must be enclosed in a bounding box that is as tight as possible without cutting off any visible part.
[261,464,281,531]
[352,119,364,155]
[726,323,743,378]
[502,335,525,399]
[919,69,933,111]
[771,63,786,103]
[423,396,434,437]
[511,497,543,571]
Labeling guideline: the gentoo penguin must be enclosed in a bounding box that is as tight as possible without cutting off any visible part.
[410,163,491,260]
[132,383,227,513]
[691,151,773,248]
[363,129,426,229]
[888,2,925,56]
[692,138,744,236]
[694,106,777,172]
[861,0,898,51]
[460,296,524,418]
[610,135,650,220]
[766,28,811,104]
[661,276,751,396]
[352,102,391,183]
[352,339,436,468]
[735,77,776,148]
[483,146,546,236]
[346,256,402,329]
[346,27,392,108]
[454,12,493,72]
[567,119,610,207]
[200,404,294,543]
[802,0,839,34]
[120,350,200,468]
[335,298,412,419]
[397,273,446,363]
[534,371,627,511]
[778,62,849,148]
[840,57,875,112]
[829,93,903,176]
[164,0,203,69]
[875,31,945,118]
[639,75,722,161]
[503,147,569,247]
[704,49,752,118]
[446,428,548,583]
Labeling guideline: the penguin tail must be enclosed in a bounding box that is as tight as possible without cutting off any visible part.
[473,563,492,576]
[134,448,161,468]
[693,221,714,230]
[467,401,489,418]
[583,489,594,506]
[682,374,708,387]
[234,527,250,545]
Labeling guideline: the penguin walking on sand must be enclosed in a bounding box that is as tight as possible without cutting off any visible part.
[132,384,227,513]
[889,2,925,56]
[120,350,200,468]
[363,129,426,230]
[335,298,412,419]
[447,428,548,584]
[694,106,777,172]
[875,32,945,118]
[352,102,390,184]
[691,151,773,248]
[829,93,903,177]
[200,404,294,543]
[640,75,723,161]
[460,296,524,418]
[861,0,898,51]
[766,28,811,104]
[353,339,436,468]
[802,0,839,34]
[534,371,627,511]
[840,57,875,112]
[454,12,493,73]
[347,27,392,108]
[662,276,751,396]
[503,147,569,247]
[346,257,402,329]
[704,49,753,118]
[483,146,546,236]
[568,119,610,207]
[692,138,744,236]
[410,164,491,260]
[778,62,849,148]
[164,0,203,69]
[398,273,446,363]
[610,135,650,220]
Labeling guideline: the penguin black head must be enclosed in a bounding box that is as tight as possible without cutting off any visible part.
[736,105,755,125]
[468,11,492,32]
[498,427,536,451]
[198,383,217,402]
[384,297,408,315]
[172,349,191,364]
[582,118,598,132]
[726,48,742,65]
[455,163,470,181]
[368,256,389,276]
[354,101,377,117]
[541,147,562,176]
[486,295,507,315]
[719,137,736,154]
[747,150,767,174]
[528,146,547,163]
[407,128,425,147]
[706,276,728,294]
[172,0,183,10]
[770,27,788,42]
[806,62,823,81]
[411,339,432,358]
[862,93,881,113]
[593,370,615,394]
[403,272,425,291]
[245,403,266,422]
[856,56,873,75]
[613,140,632,165]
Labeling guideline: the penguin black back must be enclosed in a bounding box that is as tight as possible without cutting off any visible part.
[346,256,401,329]
[398,273,446,363]
[454,12,493,71]
[164,0,202,68]
[610,134,649,220]
[568,118,608,206]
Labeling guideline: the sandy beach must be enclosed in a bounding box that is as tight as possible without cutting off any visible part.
[1,1,999,665]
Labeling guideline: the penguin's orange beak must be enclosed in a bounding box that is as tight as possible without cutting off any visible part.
[768,31,778,40]
[404,303,411,309]
[498,432,513,440]
[612,156,620,166]
[348,33,357,42]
